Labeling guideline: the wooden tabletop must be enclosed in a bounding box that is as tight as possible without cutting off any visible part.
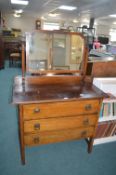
[12,76,107,104]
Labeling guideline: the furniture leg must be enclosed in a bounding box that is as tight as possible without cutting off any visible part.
[87,137,94,153]
[20,141,25,165]
[19,105,25,165]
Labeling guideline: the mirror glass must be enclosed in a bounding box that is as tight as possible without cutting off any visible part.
[26,30,85,73]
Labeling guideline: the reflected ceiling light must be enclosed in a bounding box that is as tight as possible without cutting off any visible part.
[73,19,78,23]
[109,14,116,18]
[15,9,23,13]
[64,97,68,100]
[82,18,89,23]
[94,22,98,25]
[13,13,21,17]
[113,22,116,25]
[41,16,46,20]
[11,0,29,5]
[58,5,77,11]
[48,12,60,17]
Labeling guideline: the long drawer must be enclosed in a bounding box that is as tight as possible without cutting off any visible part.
[23,100,100,120]
[24,114,98,133]
[24,127,95,146]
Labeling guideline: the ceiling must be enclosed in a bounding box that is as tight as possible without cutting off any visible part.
[1,0,116,26]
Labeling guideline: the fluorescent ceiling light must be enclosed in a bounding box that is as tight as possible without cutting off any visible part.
[58,5,77,11]
[11,0,29,5]
[109,14,116,18]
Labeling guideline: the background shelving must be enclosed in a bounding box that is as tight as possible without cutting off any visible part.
[93,78,116,145]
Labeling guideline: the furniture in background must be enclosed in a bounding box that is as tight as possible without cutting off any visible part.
[12,31,106,164]
[27,59,47,71]
[93,78,116,145]
[0,37,4,69]
[0,35,24,68]
[86,59,116,78]
[9,52,21,67]
[9,44,21,67]
[4,39,22,67]
[86,58,116,145]
[35,19,41,30]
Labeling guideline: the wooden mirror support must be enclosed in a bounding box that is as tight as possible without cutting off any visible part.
[21,42,25,78]
[12,30,106,165]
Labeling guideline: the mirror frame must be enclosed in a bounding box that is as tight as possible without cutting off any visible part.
[21,30,88,77]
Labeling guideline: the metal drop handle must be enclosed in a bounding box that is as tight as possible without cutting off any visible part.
[34,123,40,130]
[33,137,39,143]
[83,119,89,125]
[85,104,92,111]
[81,131,87,137]
[34,108,40,113]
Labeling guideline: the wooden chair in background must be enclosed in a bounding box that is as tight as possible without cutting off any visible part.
[9,43,21,67]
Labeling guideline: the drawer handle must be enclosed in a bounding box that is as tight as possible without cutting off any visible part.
[34,123,40,130]
[33,137,39,144]
[34,108,40,113]
[81,131,87,137]
[83,119,89,125]
[85,104,92,111]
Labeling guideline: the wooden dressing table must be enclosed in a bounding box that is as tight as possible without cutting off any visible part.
[12,30,106,164]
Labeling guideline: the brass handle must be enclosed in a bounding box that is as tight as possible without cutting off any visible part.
[85,104,92,111]
[34,108,40,113]
[33,137,39,144]
[81,131,87,137]
[34,123,40,130]
[83,119,89,125]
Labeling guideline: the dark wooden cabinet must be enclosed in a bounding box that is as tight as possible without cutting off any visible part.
[0,37,4,69]
[86,60,116,78]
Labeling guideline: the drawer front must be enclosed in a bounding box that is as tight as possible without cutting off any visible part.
[23,100,100,120]
[24,127,95,146]
[24,114,98,133]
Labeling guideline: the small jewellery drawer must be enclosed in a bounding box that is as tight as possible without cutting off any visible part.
[24,114,98,133]
[24,127,95,146]
[23,100,100,120]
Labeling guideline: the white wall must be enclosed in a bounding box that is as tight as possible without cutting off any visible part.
[3,12,111,36]
[95,24,110,36]
[3,13,113,41]
[3,13,36,33]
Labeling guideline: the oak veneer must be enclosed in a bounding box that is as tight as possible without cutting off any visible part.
[12,32,106,164]
[12,76,106,164]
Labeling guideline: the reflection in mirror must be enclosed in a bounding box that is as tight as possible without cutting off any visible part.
[70,34,84,69]
[26,30,86,74]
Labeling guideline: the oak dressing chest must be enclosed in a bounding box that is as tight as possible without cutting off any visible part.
[12,31,106,164]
